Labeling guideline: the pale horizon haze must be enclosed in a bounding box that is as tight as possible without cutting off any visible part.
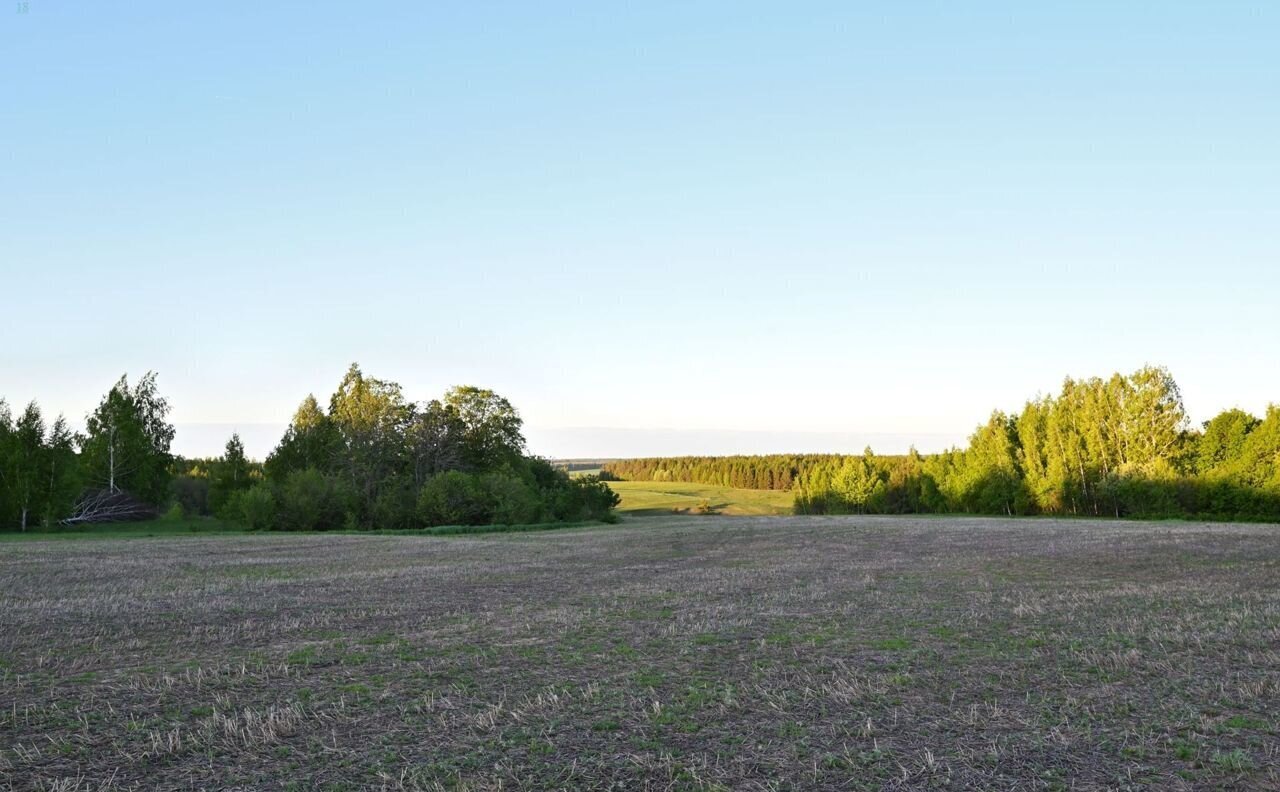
[3,2,1277,460]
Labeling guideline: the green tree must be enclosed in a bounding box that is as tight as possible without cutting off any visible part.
[328,363,410,517]
[407,399,465,485]
[830,448,883,513]
[265,394,341,480]
[1196,408,1259,475]
[9,402,46,531]
[1116,366,1188,471]
[81,373,175,505]
[444,386,526,470]
[209,433,252,515]
[1228,405,1280,489]
[950,412,1026,515]
[40,416,81,526]
[0,400,14,526]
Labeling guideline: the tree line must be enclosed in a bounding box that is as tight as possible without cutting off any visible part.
[0,365,619,531]
[0,373,173,529]
[602,455,844,490]
[603,367,1280,521]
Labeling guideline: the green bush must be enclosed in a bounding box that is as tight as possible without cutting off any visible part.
[417,471,491,526]
[550,475,621,522]
[160,502,185,521]
[372,478,418,530]
[483,472,543,525]
[234,485,277,531]
[277,468,356,531]
[170,475,210,517]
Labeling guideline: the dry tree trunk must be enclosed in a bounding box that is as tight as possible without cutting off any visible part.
[61,489,157,525]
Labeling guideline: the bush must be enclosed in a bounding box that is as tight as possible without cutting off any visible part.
[417,471,491,526]
[234,485,277,531]
[372,478,418,530]
[160,502,185,521]
[170,475,210,517]
[276,469,357,531]
[220,461,620,533]
[549,475,621,522]
[483,472,543,525]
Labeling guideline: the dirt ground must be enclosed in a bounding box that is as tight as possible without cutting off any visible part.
[3,515,1279,790]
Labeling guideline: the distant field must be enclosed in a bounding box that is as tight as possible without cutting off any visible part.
[607,479,795,515]
[4,515,1280,789]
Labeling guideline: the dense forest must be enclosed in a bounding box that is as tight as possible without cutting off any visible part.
[602,454,892,491]
[603,367,1280,520]
[0,365,618,531]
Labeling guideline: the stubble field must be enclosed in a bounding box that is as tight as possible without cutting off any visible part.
[2,515,1279,790]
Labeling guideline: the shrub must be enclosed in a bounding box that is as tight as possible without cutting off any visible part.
[372,478,418,530]
[170,475,210,517]
[417,471,491,526]
[160,502,185,521]
[235,485,277,531]
[483,472,543,525]
[276,468,356,531]
[549,475,620,522]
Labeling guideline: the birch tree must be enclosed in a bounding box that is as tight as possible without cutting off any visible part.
[81,373,175,505]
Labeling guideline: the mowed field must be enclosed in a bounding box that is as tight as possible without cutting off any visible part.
[3,517,1280,790]
[607,480,794,516]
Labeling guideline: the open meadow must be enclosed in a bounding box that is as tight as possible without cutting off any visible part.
[3,515,1280,790]
[607,481,794,516]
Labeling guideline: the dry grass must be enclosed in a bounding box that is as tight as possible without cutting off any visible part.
[2,515,1279,790]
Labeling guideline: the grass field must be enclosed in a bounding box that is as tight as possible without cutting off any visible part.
[0,517,247,543]
[607,480,795,515]
[3,515,1280,790]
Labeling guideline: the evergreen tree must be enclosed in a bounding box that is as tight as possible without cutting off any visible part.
[209,433,252,513]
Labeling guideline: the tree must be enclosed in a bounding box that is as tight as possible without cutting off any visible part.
[407,399,465,485]
[328,363,410,513]
[0,400,13,526]
[209,433,252,514]
[9,402,46,531]
[265,394,340,480]
[1196,408,1259,475]
[1116,366,1188,471]
[954,412,1026,515]
[80,373,175,506]
[1228,405,1280,489]
[444,386,526,470]
[40,416,80,526]
[830,448,883,513]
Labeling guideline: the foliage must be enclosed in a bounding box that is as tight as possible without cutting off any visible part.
[5,363,1275,529]
[0,400,83,530]
[264,395,342,480]
[208,433,253,515]
[229,484,278,531]
[610,367,1280,521]
[238,364,619,531]
[80,372,174,506]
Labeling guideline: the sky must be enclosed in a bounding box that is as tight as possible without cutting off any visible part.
[2,1,1277,460]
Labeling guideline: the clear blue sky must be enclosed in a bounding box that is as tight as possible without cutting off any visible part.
[3,2,1277,459]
